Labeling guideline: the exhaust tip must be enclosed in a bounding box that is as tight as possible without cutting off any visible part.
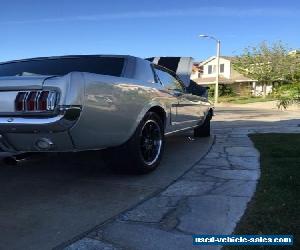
[3,156,18,166]
[2,153,33,166]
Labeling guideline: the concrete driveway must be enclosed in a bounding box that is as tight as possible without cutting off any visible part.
[0,131,213,250]
[1,105,299,250]
[64,105,300,250]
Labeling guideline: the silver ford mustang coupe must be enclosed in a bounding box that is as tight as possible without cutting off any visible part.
[0,55,213,173]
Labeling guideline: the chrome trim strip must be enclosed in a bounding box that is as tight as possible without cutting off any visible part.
[23,91,30,111]
[0,115,65,125]
[164,125,198,136]
[47,91,57,110]
[171,119,202,126]
[34,91,41,110]
[23,92,29,111]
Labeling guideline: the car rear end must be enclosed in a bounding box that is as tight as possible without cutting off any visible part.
[0,55,149,154]
[0,57,89,153]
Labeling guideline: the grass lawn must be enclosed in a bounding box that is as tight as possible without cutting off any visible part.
[225,134,300,250]
[216,96,276,104]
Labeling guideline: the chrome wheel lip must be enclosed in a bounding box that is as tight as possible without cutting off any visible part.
[139,119,162,166]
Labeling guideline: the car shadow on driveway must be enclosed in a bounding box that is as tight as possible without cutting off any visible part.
[0,131,213,250]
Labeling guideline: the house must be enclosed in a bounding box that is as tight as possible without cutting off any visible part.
[288,50,300,56]
[190,62,203,79]
[191,56,273,96]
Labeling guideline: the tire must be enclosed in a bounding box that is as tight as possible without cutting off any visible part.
[105,112,165,174]
[194,115,211,137]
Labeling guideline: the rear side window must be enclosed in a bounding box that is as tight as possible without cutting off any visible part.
[0,57,125,77]
[155,69,185,92]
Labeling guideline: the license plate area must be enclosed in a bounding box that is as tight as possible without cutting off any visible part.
[0,91,18,113]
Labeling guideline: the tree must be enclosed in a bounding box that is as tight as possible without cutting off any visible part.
[233,41,298,98]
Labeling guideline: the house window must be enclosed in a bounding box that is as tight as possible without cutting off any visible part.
[208,65,212,74]
[220,64,224,73]
[198,66,203,78]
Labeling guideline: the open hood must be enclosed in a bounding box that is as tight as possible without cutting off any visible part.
[146,57,194,87]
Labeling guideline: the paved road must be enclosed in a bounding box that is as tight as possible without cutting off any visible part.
[213,106,300,128]
[0,131,213,250]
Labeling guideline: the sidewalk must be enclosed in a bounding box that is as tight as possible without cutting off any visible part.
[216,100,300,111]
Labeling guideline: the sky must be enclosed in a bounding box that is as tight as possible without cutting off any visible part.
[0,0,299,62]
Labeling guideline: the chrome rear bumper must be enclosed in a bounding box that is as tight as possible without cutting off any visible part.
[0,106,81,133]
[0,106,81,152]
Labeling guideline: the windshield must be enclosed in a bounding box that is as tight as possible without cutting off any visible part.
[0,56,125,77]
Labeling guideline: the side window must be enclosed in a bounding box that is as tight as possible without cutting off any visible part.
[220,63,225,73]
[155,69,185,92]
[133,60,156,83]
[208,65,212,74]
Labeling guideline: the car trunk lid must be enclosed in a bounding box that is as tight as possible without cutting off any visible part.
[0,75,52,113]
[0,75,50,91]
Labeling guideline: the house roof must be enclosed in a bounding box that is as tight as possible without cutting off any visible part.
[199,55,236,66]
[195,76,232,84]
[193,61,202,65]
[221,56,235,60]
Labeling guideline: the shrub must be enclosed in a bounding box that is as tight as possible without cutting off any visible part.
[274,83,300,109]
[208,84,236,98]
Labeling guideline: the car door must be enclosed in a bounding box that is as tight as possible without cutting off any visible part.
[176,91,206,127]
[154,68,178,126]
[155,67,204,129]
[169,76,205,128]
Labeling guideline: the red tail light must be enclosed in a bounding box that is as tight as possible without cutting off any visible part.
[26,91,38,111]
[15,92,27,111]
[15,90,58,112]
[37,91,49,111]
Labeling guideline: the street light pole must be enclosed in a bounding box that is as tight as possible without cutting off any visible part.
[215,39,220,104]
[199,35,221,105]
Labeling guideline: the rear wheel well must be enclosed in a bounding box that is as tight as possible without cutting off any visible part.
[148,106,166,129]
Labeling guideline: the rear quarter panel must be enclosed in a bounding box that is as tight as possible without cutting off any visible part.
[69,73,172,150]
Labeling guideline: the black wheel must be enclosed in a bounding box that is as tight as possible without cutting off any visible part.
[194,115,211,137]
[105,112,165,174]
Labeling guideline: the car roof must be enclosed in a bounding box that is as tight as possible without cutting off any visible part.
[0,54,141,65]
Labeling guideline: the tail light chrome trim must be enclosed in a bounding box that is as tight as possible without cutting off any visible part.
[15,90,58,112]
[47,91,57,111]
